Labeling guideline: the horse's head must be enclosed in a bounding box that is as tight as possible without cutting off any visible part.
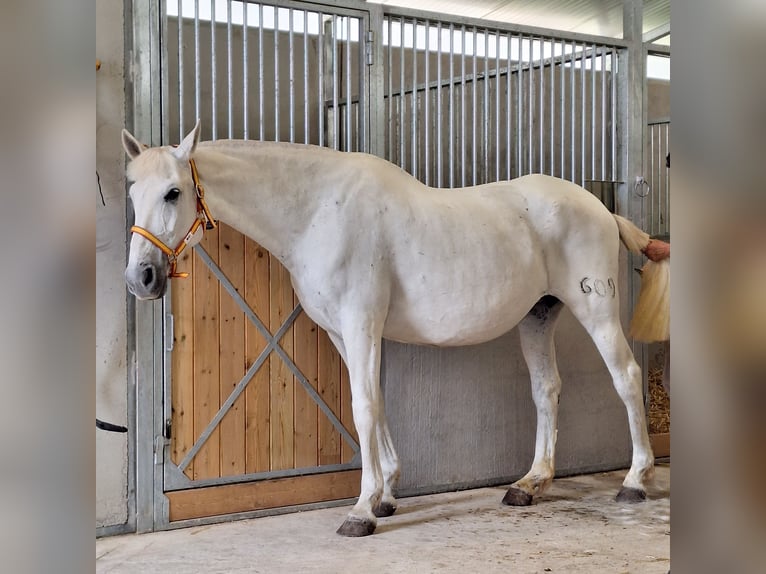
[122,121,204,300]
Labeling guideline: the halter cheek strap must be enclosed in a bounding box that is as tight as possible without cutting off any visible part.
[130,158,217,278]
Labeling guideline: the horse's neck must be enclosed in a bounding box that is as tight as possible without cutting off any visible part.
[195,141,330,265]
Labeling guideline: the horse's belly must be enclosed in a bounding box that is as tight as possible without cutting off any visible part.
[382,276,545,346]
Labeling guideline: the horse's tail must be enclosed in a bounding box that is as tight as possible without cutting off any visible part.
[613,214,650,255]
[612,214,670,343]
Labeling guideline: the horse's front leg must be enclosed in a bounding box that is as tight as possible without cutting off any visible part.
[335,318,386,537]
[328,331,400,521]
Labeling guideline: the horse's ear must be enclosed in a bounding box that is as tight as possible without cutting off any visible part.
[173,119,201,161]
[122,129,144,160]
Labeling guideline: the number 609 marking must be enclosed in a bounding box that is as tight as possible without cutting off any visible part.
[580,277,616,298]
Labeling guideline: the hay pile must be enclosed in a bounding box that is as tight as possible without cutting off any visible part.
[648,366,670,434]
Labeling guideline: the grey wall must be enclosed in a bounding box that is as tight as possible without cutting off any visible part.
[96,0,129,529]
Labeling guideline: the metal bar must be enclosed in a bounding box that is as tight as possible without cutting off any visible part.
[386,17,392,161]
[194,0,200,121]
[178,0,184,136]
[448,23,454,187]
[436,21,442,187]
[483,29,489,183]
[527,36,533,175]
[539,37,545,174]
[258,3,264,140]
[358,15,368,153]
[471,27,477,186]
[495,30,501,182]
[411,18,417,177]
[516,34,523,177]
[601,45,606,180]
[318,11,324,147]
[398,18,407,169]
[274,7,280,141]
[304,9,309,144]
[242,1,248,139]
[643,22,670,43]
[570,40,575,182]
[611,48,617,181]
[289,9,295,143]
[548,41,556,175]
[591,44,597,180]
[506,32,511,179]
[227,0,233,139]
[665,125,669,234]
[345,15,351,151]
[211,0,217,139]
[649,126,657,235]
[167,462,361,491]
[576,42,588,185]
[460,26,466,186]
[560,41,565,178]
[424,20,430,186]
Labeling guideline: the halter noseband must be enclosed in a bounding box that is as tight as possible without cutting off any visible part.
[130,158,217,278]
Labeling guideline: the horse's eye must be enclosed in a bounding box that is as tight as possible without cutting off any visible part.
[164,188,181,202]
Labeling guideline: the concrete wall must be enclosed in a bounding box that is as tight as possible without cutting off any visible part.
[96,0,128,529]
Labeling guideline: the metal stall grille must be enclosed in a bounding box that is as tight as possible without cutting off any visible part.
[160,0,369,526]
[381,10,624,190]
[645,119,670,237]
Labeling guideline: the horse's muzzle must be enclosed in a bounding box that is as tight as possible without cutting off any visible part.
[125,261,168,300]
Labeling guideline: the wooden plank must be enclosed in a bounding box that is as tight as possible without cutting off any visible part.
[317,328,341,465]
[218,224,246,477]
[171,249,195,478]
[168,469,361,522]
[192,229,221,480]
[270,258,295,471]
[244,238,271,473]
[293,306,318,468]
[650,432,670,458]
[340,360,357,463]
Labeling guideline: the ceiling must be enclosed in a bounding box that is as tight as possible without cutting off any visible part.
[366,0,670,41]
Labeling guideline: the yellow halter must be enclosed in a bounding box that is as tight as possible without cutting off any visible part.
[130,158,217,278]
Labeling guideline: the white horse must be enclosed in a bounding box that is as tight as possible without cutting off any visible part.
[122,121,656,537]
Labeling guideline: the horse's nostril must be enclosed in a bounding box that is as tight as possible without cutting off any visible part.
[142,266,154,287]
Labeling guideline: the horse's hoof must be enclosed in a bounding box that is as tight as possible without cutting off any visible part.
[336,517,376,537]
[615,486,647,503]
[373,501,397,518]
[502,486,533,506]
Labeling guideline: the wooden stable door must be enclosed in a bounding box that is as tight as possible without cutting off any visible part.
[165,223,360,522]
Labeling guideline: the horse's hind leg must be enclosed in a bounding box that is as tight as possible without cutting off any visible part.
[568,297,654,502]
[328,331,400,519]
[504,295,565,506]
[373,399,400,517]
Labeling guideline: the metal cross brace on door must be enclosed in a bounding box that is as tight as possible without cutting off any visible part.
[174,245,360,476]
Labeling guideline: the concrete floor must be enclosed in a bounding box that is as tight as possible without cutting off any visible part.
[97,463,669,573]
